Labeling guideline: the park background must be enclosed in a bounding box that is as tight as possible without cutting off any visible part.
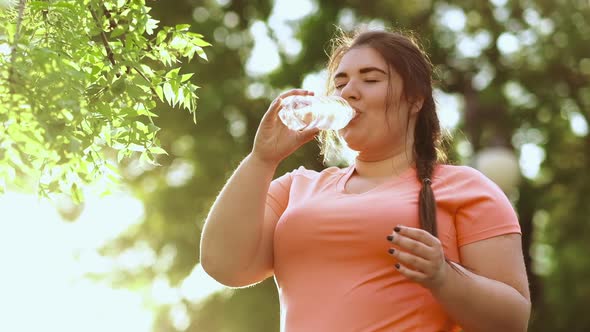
[1,0,589,331]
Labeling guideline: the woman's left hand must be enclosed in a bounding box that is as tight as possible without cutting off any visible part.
[386,225,449,291]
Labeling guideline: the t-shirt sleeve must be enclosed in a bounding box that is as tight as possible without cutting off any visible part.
[455,168,522,247]
[266,168,298,217]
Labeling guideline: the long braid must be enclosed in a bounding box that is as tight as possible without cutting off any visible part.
[414,95,440,237]
[416,96,468,273]
[415,95,471,275]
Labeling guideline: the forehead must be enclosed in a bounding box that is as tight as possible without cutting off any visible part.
[335,46,388,74]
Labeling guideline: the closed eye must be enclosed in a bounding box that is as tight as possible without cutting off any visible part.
[335,80,380,90]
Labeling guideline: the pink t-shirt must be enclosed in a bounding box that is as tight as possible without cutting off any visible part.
[266,164,521,332]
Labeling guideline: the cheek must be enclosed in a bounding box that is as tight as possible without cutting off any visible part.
[386,102,411,126]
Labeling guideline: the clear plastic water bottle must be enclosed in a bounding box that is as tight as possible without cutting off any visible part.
[278,95,356,131]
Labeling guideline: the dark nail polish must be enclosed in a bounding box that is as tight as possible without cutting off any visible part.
[386,235,393,241]
[388,248,395,254]
[395,263,400,269]
[394,226,401,233]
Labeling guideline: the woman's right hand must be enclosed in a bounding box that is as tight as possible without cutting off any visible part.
[251,89,321,167]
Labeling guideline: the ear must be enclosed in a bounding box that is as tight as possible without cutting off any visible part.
[410,97,424,114]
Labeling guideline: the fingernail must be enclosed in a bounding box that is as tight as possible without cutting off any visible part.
[395,263,401,269]
[386,235,393,241]
[388,248,395,254]
[394,226,401,233]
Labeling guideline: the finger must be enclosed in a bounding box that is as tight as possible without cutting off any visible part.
[388,248,430,273]
[297,126,320,142]
[278,89,314,99]
[394,263,428,283]
[265,98,290,124]
[268,89,313,117]
[392,225,441,248]
[387,232,431,260]
[264,96,283,115]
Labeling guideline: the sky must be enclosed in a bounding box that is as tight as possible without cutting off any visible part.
[0,190,154,332]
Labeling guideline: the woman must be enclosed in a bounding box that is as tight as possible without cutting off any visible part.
[200,28,531,332]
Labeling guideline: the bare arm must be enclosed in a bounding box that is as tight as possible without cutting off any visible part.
[199,89,319,287]
[200,153,278,286]
[431,234,531,332]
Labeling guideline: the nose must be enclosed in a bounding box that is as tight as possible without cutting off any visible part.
[339,80,359,102]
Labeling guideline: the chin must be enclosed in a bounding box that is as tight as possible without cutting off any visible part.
[339,135,363,152]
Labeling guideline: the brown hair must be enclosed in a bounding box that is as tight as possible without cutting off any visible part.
[321,27,446,238]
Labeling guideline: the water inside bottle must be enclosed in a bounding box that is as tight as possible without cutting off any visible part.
[278,95,355,130]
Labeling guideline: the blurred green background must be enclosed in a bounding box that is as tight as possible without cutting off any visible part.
[2,0,590,331]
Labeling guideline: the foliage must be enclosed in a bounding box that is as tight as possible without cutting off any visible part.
[0,0,209,200]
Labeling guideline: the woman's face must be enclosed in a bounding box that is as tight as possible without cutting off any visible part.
[333,46,418,161]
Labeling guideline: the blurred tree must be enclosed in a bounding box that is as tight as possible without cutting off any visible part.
[97,0,589,331]
[0,0,209,200]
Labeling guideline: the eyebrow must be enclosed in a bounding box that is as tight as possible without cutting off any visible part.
[334,66,388,80]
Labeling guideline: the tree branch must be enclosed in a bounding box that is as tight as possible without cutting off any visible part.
[88,5,116,67]
[131,65,159,97]
[8,0,27,93]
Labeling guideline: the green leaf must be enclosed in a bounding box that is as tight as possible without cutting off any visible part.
[155,85,164,102]
[146,18,159,35]
[111,78,127,95]
[126,84,145,98]
[29,1,50,10]
[156,30,167,44]
[138,108,158,117]
[175,24,191,31]
[148,146,168,155]
[175,86,184,107]
[193,38,212,47]
[135,121,148,133]
[163,82,174,105]
[180,73,194,83]
[147,123,160,132]
[170,36,188,50]
[139,151,160,166]
[160,48,172,66]
[110,25,127,39]
[182,89,192,110]
[128,143,146,152]
[139,64,155,78]
[165,68,181,79]
[51,2,76,10]
[195,47,208,61]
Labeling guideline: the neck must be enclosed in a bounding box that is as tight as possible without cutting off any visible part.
[353,145,415,179]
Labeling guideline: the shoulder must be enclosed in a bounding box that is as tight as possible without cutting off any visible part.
[434,165,521,245]
[433,164,513,211]
[434,164,502,193]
